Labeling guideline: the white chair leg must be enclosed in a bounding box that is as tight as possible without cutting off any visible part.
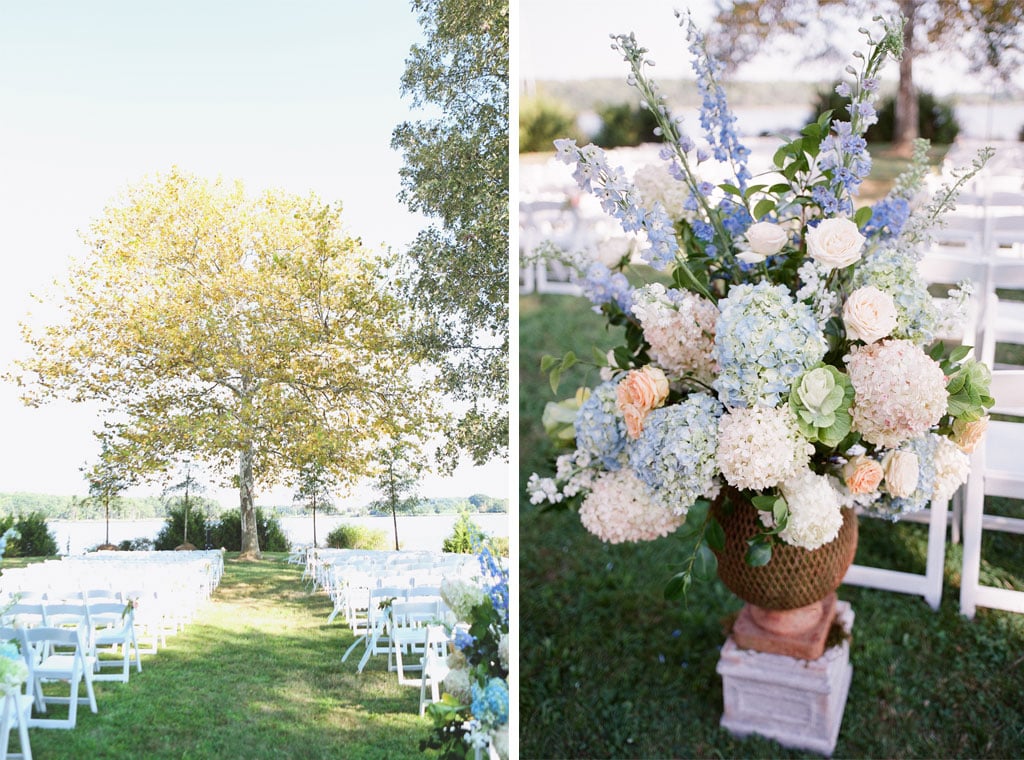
[923,497,949,610]
[960,475,985,618]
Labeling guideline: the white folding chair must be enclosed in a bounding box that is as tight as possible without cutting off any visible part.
[86,602,141,683]
[419,624,451,717]
[18,626,97,729]
[350,586,409,673]
[959,293,1024,617]
[388,599,442,684]
[0,690,32,760]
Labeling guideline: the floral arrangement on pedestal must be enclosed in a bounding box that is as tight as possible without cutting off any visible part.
[528,12,994,599]
[421,543,509,760]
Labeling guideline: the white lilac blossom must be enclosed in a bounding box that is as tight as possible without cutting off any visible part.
[633,164,692,223]
[716,406,813,492]
[627,393,723,513]
[713,282,826,408]
[579,468,686,543]
[631,284,717,384]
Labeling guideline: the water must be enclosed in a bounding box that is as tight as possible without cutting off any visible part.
[47,513,510,555]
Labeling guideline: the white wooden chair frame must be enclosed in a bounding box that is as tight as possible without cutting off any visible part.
[87,602,142,683]
[960,291,1024,617]
[18,626,97,730]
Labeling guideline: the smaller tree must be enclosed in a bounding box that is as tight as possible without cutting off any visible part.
[82,439,129,549]
[162,458,205,549]
[368,441,426,551]
[292,462,337,548]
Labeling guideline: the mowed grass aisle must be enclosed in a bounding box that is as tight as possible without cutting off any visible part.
[26,554,433,760]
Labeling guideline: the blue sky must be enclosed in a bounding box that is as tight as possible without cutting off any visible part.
[0,2,508,505]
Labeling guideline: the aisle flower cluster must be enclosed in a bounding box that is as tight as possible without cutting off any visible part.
[528,12,994,585]
[0,528,27,696]
[421,543,509,760]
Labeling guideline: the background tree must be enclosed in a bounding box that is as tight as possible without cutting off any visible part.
[12,170,440,560]
[368,440,425,551]
[82,437,129,549]
[161,457,205,549]
[391,0,509,467]
[712,0,1024,153]
[291,460,337,548]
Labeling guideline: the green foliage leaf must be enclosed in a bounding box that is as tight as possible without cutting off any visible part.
[664,572,692,601]
[705,517,725,552]
[751,494,778,512]
[753,198,776,221]
[746,539,772,567]
[854,205,873,228]
[693,543,718,581]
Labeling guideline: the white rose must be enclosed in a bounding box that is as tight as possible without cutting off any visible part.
[843,286,898,344]
[883,450,919,498]
[806,217,866,270]
[746,221,789,256]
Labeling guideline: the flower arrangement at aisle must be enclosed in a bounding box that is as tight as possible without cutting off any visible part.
[528,11,994,597]
[0,528,27,696]
[421,542,509,760]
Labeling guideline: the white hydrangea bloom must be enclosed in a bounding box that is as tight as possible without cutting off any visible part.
[932,435,971,503]
[779,468,844,550]
[717,406,813,491]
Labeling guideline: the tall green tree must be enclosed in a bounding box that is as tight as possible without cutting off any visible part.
[82,437,129,549]
[712,0,1024,153]
[391,0,509,467]
[12,170,439,560]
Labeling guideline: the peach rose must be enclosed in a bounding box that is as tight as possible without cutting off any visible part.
[953,416,989,453]
[883,450,919,498]
[843,286,898,344]
[843,455,884,495]
[616,366,670,439]
[806,217,866,270]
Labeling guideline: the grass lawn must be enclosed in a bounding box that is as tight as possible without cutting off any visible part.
[12,554,435,760]
[520,294,1024,759]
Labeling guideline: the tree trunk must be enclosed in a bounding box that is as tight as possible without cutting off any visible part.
[893,0,919,156]
[238,442,262,560]
[105,499,110,545]
[312,499,318,548]
[391,501,400,551]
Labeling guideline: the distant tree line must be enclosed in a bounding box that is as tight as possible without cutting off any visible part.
[0,492,506,521]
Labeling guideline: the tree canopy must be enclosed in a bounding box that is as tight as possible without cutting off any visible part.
[392,0,509,467]
[712,0,1024,150]
[12,169,440,558]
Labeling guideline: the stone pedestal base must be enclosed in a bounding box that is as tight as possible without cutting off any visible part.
[717,601,854,757]
[733,593,837,660]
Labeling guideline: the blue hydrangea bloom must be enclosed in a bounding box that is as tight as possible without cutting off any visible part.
[574,381,627,470]
[628,393,723,512]
[713,282,826,408]
[471,677,509,729]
